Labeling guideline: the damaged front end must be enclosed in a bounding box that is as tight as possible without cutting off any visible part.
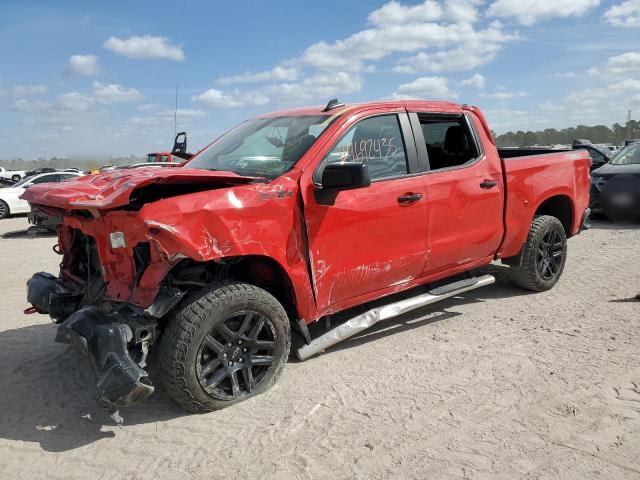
[26,265,175,410]
[24,205,187,411]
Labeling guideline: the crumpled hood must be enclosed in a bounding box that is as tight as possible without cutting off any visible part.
[21,167,260,210]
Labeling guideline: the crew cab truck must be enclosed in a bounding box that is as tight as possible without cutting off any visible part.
[23,100,591,415]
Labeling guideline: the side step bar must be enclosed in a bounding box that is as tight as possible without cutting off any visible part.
[296,274,495,361]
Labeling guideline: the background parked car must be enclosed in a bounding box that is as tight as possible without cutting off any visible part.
[0,171,84,219]
[590,141,640,222]
[0,167,26,183]
[572,139,614,170]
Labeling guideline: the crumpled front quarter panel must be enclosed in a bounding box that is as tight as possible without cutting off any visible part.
[139,175,316,320]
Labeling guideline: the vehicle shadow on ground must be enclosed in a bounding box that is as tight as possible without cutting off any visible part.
[292,263,531,357]
[0,323,186,452]
[1,227,56,239]
[588,218,639,230]
[0,265,531,452]
[609,297,640,303]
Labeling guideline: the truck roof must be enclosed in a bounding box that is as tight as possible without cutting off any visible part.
[258,100,465,118]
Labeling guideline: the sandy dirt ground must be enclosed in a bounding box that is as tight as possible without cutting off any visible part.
[0,215,639,479]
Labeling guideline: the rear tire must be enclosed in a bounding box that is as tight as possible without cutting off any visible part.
[0,200,9,219]
[510,215,567,292]
[157,281,290,413]
[11,175,21,182]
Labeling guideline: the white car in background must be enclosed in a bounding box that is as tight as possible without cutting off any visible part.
[0,167,27,183]
[0,171,84,219]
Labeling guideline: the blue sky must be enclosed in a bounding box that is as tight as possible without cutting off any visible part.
[0,0,639,159]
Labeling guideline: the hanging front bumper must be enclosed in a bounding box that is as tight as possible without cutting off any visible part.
[55,307,155,409]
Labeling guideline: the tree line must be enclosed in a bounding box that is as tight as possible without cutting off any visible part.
[493,120,640,148]
[0,155,143,171]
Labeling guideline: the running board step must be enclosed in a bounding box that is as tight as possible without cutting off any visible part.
[296,274,495,361]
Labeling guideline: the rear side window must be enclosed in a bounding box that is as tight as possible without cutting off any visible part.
[323,115,408,180]
[418,116,479,171]
[30,174,59,184]
[575,147,605,164]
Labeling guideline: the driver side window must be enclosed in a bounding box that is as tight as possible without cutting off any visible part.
[324,115,408,181]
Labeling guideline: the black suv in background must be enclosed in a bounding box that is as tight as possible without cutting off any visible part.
[572,139,613,170]
[591,141,640,222]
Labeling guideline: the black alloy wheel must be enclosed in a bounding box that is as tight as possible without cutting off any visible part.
[158,282,290,413]
[536,229,564,281]
[196,310,276,399]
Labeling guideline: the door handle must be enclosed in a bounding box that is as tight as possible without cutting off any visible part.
[480,179,498,189]
[397,193,423,204]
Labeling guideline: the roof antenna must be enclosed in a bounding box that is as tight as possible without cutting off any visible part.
[174,83,179,137]
[323,98,345,112]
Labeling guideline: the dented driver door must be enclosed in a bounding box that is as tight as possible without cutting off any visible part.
[301,111,428,313]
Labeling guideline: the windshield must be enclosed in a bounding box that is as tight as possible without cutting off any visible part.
[187,115,338,178]
[12,176,32,187]
[146,154,156,162]
[610,142,640,165]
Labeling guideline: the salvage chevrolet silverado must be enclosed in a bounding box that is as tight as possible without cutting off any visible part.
[23,100,591,414]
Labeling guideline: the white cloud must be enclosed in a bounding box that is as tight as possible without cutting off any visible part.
[604,0,640,27]
[607,51,640,74]
[92,82,143,103]
[68,54,100,75]
[192,88,268,108]
[192,1,515,110]
[103,35,185,61]
[461,73,485,88]
[127,108,206,127]
[300,20,511,73]
[479,91,527,100]
[218,66,298,85]
[264,72,363,104]
[552,71,577,78]
[488,0,600,25]
[392,76,457,99]
[11,84,47,96]
[57,92,94,111]
[368,0,443,25]
[12,98,51,113]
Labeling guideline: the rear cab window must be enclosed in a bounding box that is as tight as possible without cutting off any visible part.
[412,114,481,171]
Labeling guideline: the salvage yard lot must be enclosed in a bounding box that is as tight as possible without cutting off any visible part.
[0,216,639,480]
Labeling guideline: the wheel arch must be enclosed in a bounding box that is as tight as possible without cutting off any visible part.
[223,255,298,319]
[533,194,574,236]
[170,254,305,325]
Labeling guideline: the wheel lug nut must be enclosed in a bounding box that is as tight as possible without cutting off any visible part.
[242,348,248,353]
[223,353,227,358]
[239,358,244,363]
[238,340,243,345]
[228,361,233,366]
[227,343,232,347]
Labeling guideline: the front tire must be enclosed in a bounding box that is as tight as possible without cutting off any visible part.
[510,215,567,292]
[0,200,9,219]
[11,174,21,182]
[157,282,290,413]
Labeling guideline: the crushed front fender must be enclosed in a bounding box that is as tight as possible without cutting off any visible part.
[55,307,154,409]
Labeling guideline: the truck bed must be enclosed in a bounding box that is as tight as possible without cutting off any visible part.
[498,148,570,159]
[498,149,591,259]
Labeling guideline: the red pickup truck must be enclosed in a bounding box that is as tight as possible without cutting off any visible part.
[23,100,591,415]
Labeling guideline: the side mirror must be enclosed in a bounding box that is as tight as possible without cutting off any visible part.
[320,162,371,190]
